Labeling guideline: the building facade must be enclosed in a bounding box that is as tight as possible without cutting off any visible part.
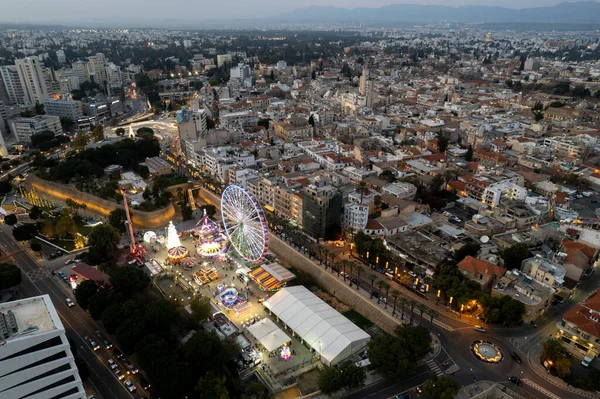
[0,295,86,399]
[15,57,50,105]
[9,114,62,142]
[43,98,83,120]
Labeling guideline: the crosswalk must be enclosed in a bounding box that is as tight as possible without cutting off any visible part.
[522,378,563,399]
[433,319,454,331]
[425,359,443,377]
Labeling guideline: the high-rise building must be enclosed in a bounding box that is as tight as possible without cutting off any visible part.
[87,53,107,88]
[302,178,342,240]
[359,59,374,108]
[0,65,26,105]
[177,107,207,156]
[217,54,232,68]
[0,295,86,399]
[15,57,50,105]
[56,49,66,64]
[71,61,89,85]
[524,58,541,71]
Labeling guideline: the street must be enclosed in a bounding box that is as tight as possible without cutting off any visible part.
[0,225,143,399]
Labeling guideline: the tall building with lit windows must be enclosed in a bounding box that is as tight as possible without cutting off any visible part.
[15,57,50,105]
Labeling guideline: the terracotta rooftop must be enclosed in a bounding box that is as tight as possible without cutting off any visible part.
[562,239,596,264]
[563,289,600,339]
[365,219,384,230]
[458,256,506,278]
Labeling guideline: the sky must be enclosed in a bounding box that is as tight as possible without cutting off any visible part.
[0,0,581,23]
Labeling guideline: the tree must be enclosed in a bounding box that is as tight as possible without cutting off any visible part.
[357,180,368,203]
[199,204,217,217]
[311,70,317,80]
[465,145,473,162]
[189,296,212,324]
[572,84,590,98]
[29,206,43,220]
[502,243,528,269]
[109,267,150,295]
[391,289,400,315]
[368,274,376,298]
[115,127,125,136]
[101,303,125,334]
[108,209,128,233]
[4,213,17,225]
[422,372,461,399]
[195,372,229,399]
[0,263,21,289]
[12,223,38,241]
[75,280,99,309]
[88,289,109,320]
[136,127,154,140]
[30,240,43,253]
[427,309,439,331]
[437,134,449,153]
[91,124,104,142]
[541,339,571,377]
[181,205,193,221]
[416,303,428,325]
[0,180,13,195]
[368,334,417,379]
[72,130,89,151]
[317,361,366,394]
[87,225,120,264]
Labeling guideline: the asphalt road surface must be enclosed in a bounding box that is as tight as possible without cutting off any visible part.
[0,226,145,399]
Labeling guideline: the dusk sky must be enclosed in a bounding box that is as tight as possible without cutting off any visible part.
[0,0,586,22]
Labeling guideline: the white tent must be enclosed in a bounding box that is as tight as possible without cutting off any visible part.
[264,286,371,366]
[246,318,291,352]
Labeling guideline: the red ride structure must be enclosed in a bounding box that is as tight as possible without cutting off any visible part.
[121,189,144,259]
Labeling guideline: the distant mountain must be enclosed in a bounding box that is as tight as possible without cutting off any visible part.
[280,1,600,23]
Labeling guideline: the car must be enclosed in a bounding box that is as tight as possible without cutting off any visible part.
[415,385,423,394]
[115,369,125,380]
[126,363,139,375]
[103,339,113,349]
[74,258,81,263]
[108,359,118,370]
[473,325,486,333]
[508,376,522,386]
[85,337,100,351]
[340,272,349,278]
[124,379,136,392]
[113,348,124,359]
[57,271,66,279]
[408,271,417,277]
[335,242,343,247]
[66,298,75,307]
[140,377,151,391]
[65,259,74,265]
[396,393,410,399]
[511,352,522,363]
[376,268,384,274]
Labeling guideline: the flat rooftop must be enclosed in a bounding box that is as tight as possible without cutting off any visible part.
[0,295,59,342]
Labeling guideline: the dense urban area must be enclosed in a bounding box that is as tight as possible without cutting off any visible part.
[2,10,600,399]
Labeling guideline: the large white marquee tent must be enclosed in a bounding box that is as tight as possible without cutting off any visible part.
[263,286,371,366]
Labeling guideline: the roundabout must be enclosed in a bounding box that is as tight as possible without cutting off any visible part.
[471,340,503,363]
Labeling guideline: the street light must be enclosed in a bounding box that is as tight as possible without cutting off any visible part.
[470,368,477,382]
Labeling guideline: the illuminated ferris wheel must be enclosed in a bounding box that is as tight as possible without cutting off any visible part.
[221,184,269,263]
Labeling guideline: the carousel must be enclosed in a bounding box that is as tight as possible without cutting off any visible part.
[166,221,189,263]
[193,209,229,258]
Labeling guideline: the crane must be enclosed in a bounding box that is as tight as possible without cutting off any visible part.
[121,189,144,259]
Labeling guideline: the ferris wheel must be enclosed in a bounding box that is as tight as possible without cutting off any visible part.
[221,184,269,263]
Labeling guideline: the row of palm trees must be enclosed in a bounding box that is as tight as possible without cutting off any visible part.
[315,244,439,331]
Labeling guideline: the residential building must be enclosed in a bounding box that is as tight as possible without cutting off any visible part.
[144,156,173,176]
[15,57,49,105]
[71,61,89,84]
[302,178,342,239]
[457,256,506,288]
[558,288,600,355]
[343,203,369,232]
[521,255,566,289]
[230,63,251,81]
[493,270,555,323]
[177,107,208,156]
[0,295,86,399]
[271,116,312,141]
[483,181,527,207]
[524,58,541,71]
[217,54,232,68]
[0,65,26,105]
[87,53,107,87]
[561,239,597,286]
[9,114,62,142]
[381,182,417,200]
[43,97,83,120]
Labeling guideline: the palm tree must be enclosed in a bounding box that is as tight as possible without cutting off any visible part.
[335,262,343,277]
[391,289,400,315]
[347,261,354,284]
[377,280,385,304]
[408,299,417,324]
[355,264,365,290]
[427,309,439,332]
[316,244,325,262]
[382,282,391,309]
[357,180,368,203]
[417,303,428,325]
[368,274,377,298]
[341,260,348,280]
[399,297,408,320]
[330,253,337,272]
[321,249,330,268]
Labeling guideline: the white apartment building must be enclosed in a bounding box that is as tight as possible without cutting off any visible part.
[483,181,527,207]
[217,54,232,68]
[15,57,49,105]
[344,203,369,232]
[542,137,588,159]
[219,110,258,131]
[43,98,83,120]
[56,50,66,64]
[71,61,89,85]
[10,115,62,142]
[230,63,251,80]
[0,295,86,399]
[382,182,417,200]
[0,65,26,105]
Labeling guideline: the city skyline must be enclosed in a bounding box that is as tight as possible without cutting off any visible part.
[0,0,594,24]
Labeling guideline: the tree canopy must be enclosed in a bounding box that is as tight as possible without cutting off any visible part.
[108,209,128,233]
[87,225,120,264]
[0,263,21,290]
[422,372,461,399]
[317,361,366,394]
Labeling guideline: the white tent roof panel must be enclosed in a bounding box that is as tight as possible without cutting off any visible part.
[246,318,291,352]
[264,286,371,366]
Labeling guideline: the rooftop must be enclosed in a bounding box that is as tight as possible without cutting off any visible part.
[563,289,600,339]
[0,295,59,343]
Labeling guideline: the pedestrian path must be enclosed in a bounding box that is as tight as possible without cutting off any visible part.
[522,378,563,399]
[425,359,443,377]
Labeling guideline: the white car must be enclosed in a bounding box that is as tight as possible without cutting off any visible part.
[408,271,417,277]
[115,369,125,380]
[124,379,136,392]
[66,298,75,307]
[108,359,118,370]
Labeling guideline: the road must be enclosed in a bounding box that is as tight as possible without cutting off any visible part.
[0,225,145,399]
[194,184,588,399]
